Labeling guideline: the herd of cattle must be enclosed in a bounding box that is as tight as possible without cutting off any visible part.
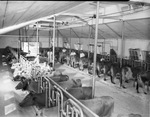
[58,48,150,95]
[2,46,145,117]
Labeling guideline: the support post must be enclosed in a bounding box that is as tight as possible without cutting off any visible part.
[70,28,71,52]
[52,16,56,68]
[36,22,39,55]
[57,29,59,47]
[92,1,99,98]
[48,30,50,64]
[19,29,21,52]
[120,20,124,67]
[88,26,91,59]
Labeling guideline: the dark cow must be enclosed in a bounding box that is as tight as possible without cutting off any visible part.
[15,79,38,93]
[58,50,68,64]
[19,92,47,116]
[15,74,69,92]
[79,96,114,117]
[129,66,150,94]
[63,87,92,101]
[108,64,135,88]
[136,71,150,94]
[13,75,26,81]
[57,79,82,90]
[19,92,46,108]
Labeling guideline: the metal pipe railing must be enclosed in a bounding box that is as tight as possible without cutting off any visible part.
[65,99,84,117]
[47,76,99,117]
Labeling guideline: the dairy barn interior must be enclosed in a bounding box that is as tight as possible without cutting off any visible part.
[0,1,150,117]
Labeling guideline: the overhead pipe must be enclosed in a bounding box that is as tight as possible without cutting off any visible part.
[92,1,100,98]
[0,11,73,35]
[0,1,86,35]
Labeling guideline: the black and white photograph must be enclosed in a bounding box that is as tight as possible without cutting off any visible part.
[0,1,149,117]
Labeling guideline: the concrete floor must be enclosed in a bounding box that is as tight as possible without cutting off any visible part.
[56,64,150,117]
[0,62,149,117]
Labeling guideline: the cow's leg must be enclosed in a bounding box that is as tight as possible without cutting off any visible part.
[143,83,147,94]
[147,81,150,92]
[137,76,147,94]
[120,76,126,89]
[111,76,115,84]
[121,70,126,89]
[110,68,115,84]
[96,68,100,77]
[132,77,136,87]
[136,81,140,93]
[40,109,44,117]
[103,66,107,81]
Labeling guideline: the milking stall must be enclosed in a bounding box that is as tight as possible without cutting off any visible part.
[0,1,150,117]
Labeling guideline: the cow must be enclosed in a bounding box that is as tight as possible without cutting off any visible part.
[15,78,39,93]
[13,75,26,81]
[127,66,150,94]
[108,64,135,88]
[70,55,80,68]
[58,49,68,64]
[19,92,47,116]
[15,74,69,92]
[63,96,114,117]
[63,87,92,101]
[136,71,150,94]
[79,57,89,71]
[57,79,82,90]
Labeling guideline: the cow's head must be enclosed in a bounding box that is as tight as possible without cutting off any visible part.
[60,75,69,82]
[19,92,35,107]
[15,78,29,90]
[72,79,82,87]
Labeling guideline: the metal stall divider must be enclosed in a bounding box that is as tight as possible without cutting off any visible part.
[38,76,51,108]
[52,85,64,117]
[65,99,84,117]
[48,77,99,117]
